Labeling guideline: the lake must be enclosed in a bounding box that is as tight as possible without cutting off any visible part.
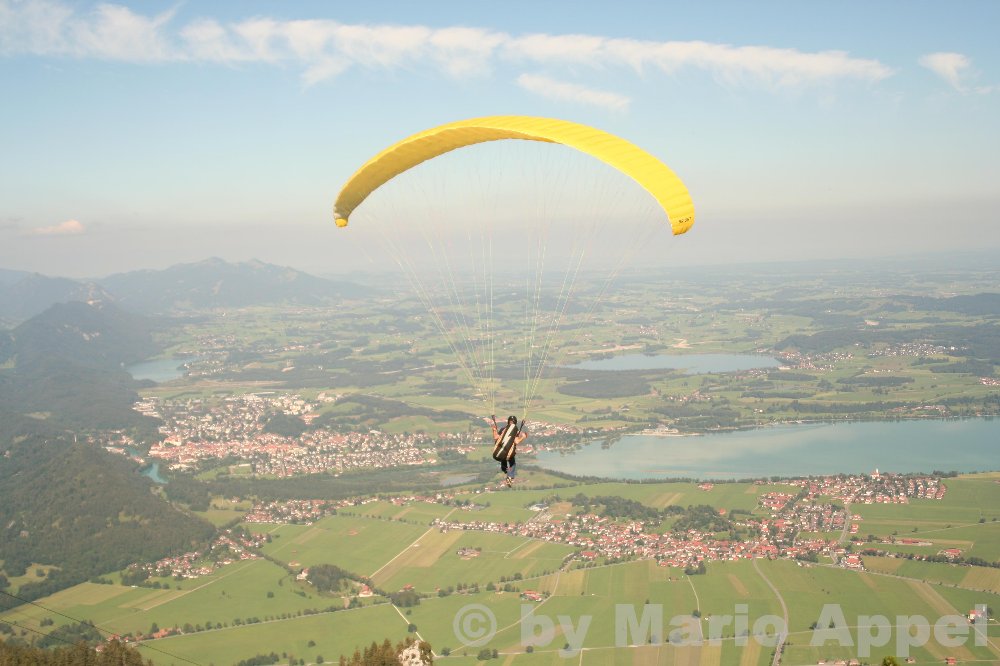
[566,352,780,373]
[126,357,188,383]
[533,418,1000,480]
[126,446,168,484]
[141,462,167,484]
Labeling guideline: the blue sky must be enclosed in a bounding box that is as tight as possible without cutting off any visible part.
[1,0,998,277]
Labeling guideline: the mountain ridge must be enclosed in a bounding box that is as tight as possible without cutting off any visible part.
[98,257,370,313]
[0,258,371,321]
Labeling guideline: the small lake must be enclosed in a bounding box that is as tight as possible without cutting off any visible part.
[141,462,167,484]
[567,353,780,374]
[125,446,168,484]
[440,473,479,487]
[126,357,188,383]
[126,446,168,484]
[533,418,1000,480]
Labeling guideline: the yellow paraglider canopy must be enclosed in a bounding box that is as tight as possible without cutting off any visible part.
[333,115,694,235]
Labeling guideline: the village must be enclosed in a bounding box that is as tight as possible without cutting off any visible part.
[129,394,481,476]
[231,471,947,573]
[122,528,268,583]
[115,393,591,476]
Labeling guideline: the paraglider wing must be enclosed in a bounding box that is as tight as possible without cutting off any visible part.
[333,115,694,235]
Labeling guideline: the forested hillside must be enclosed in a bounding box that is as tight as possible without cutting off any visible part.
[0,301,161,442]
[0,438,215,606]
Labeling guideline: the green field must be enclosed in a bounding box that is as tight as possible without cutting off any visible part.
[0,559,354,640]
[150,602,409,666]
[5,474,1000,665]
[374,530,574,593]
[259,514,432,577]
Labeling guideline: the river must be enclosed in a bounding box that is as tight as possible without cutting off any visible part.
[533,418,1000,480]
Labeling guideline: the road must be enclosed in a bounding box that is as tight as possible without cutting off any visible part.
[837,501,853,544]
[753,558,788,666]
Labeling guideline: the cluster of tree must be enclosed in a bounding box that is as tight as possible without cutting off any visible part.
[671,505,734,534]
[307,564,358,594]
[650,401,742,430]
[262,412,308,437]
[484,581,520,593]
[339,637,432,666]
[436,582,480,597]
[780,399,906,415]
[389,589,421,607]
[0,639,151,665]
[0,437,214,607]
[683,561,707,575]
[235,653,281,666]
[567,494,664,522]
[33,622,102,650]
[928,360,995,375]
[161,473,212,512]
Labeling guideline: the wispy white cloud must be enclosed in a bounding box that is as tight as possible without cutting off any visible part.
[0,0,895,93]
[517,73,629,111]
[919,52,995,94]
[509,36,893,89]
[28,219,85,236]
[430,26,508,78]
[0,0,174,60]
[70,3,175,61]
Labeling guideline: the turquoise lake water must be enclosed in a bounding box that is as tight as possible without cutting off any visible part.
[534,418,1000,480]
[125,358,187,383]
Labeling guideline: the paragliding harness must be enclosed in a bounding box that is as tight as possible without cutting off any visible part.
[492,416,522,464]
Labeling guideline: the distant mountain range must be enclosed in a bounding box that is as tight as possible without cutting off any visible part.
[0,272,113,323]
[100,257,370,313]
[0,258,370,321]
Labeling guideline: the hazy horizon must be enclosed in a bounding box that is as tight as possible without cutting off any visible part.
[1,1,998,278]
